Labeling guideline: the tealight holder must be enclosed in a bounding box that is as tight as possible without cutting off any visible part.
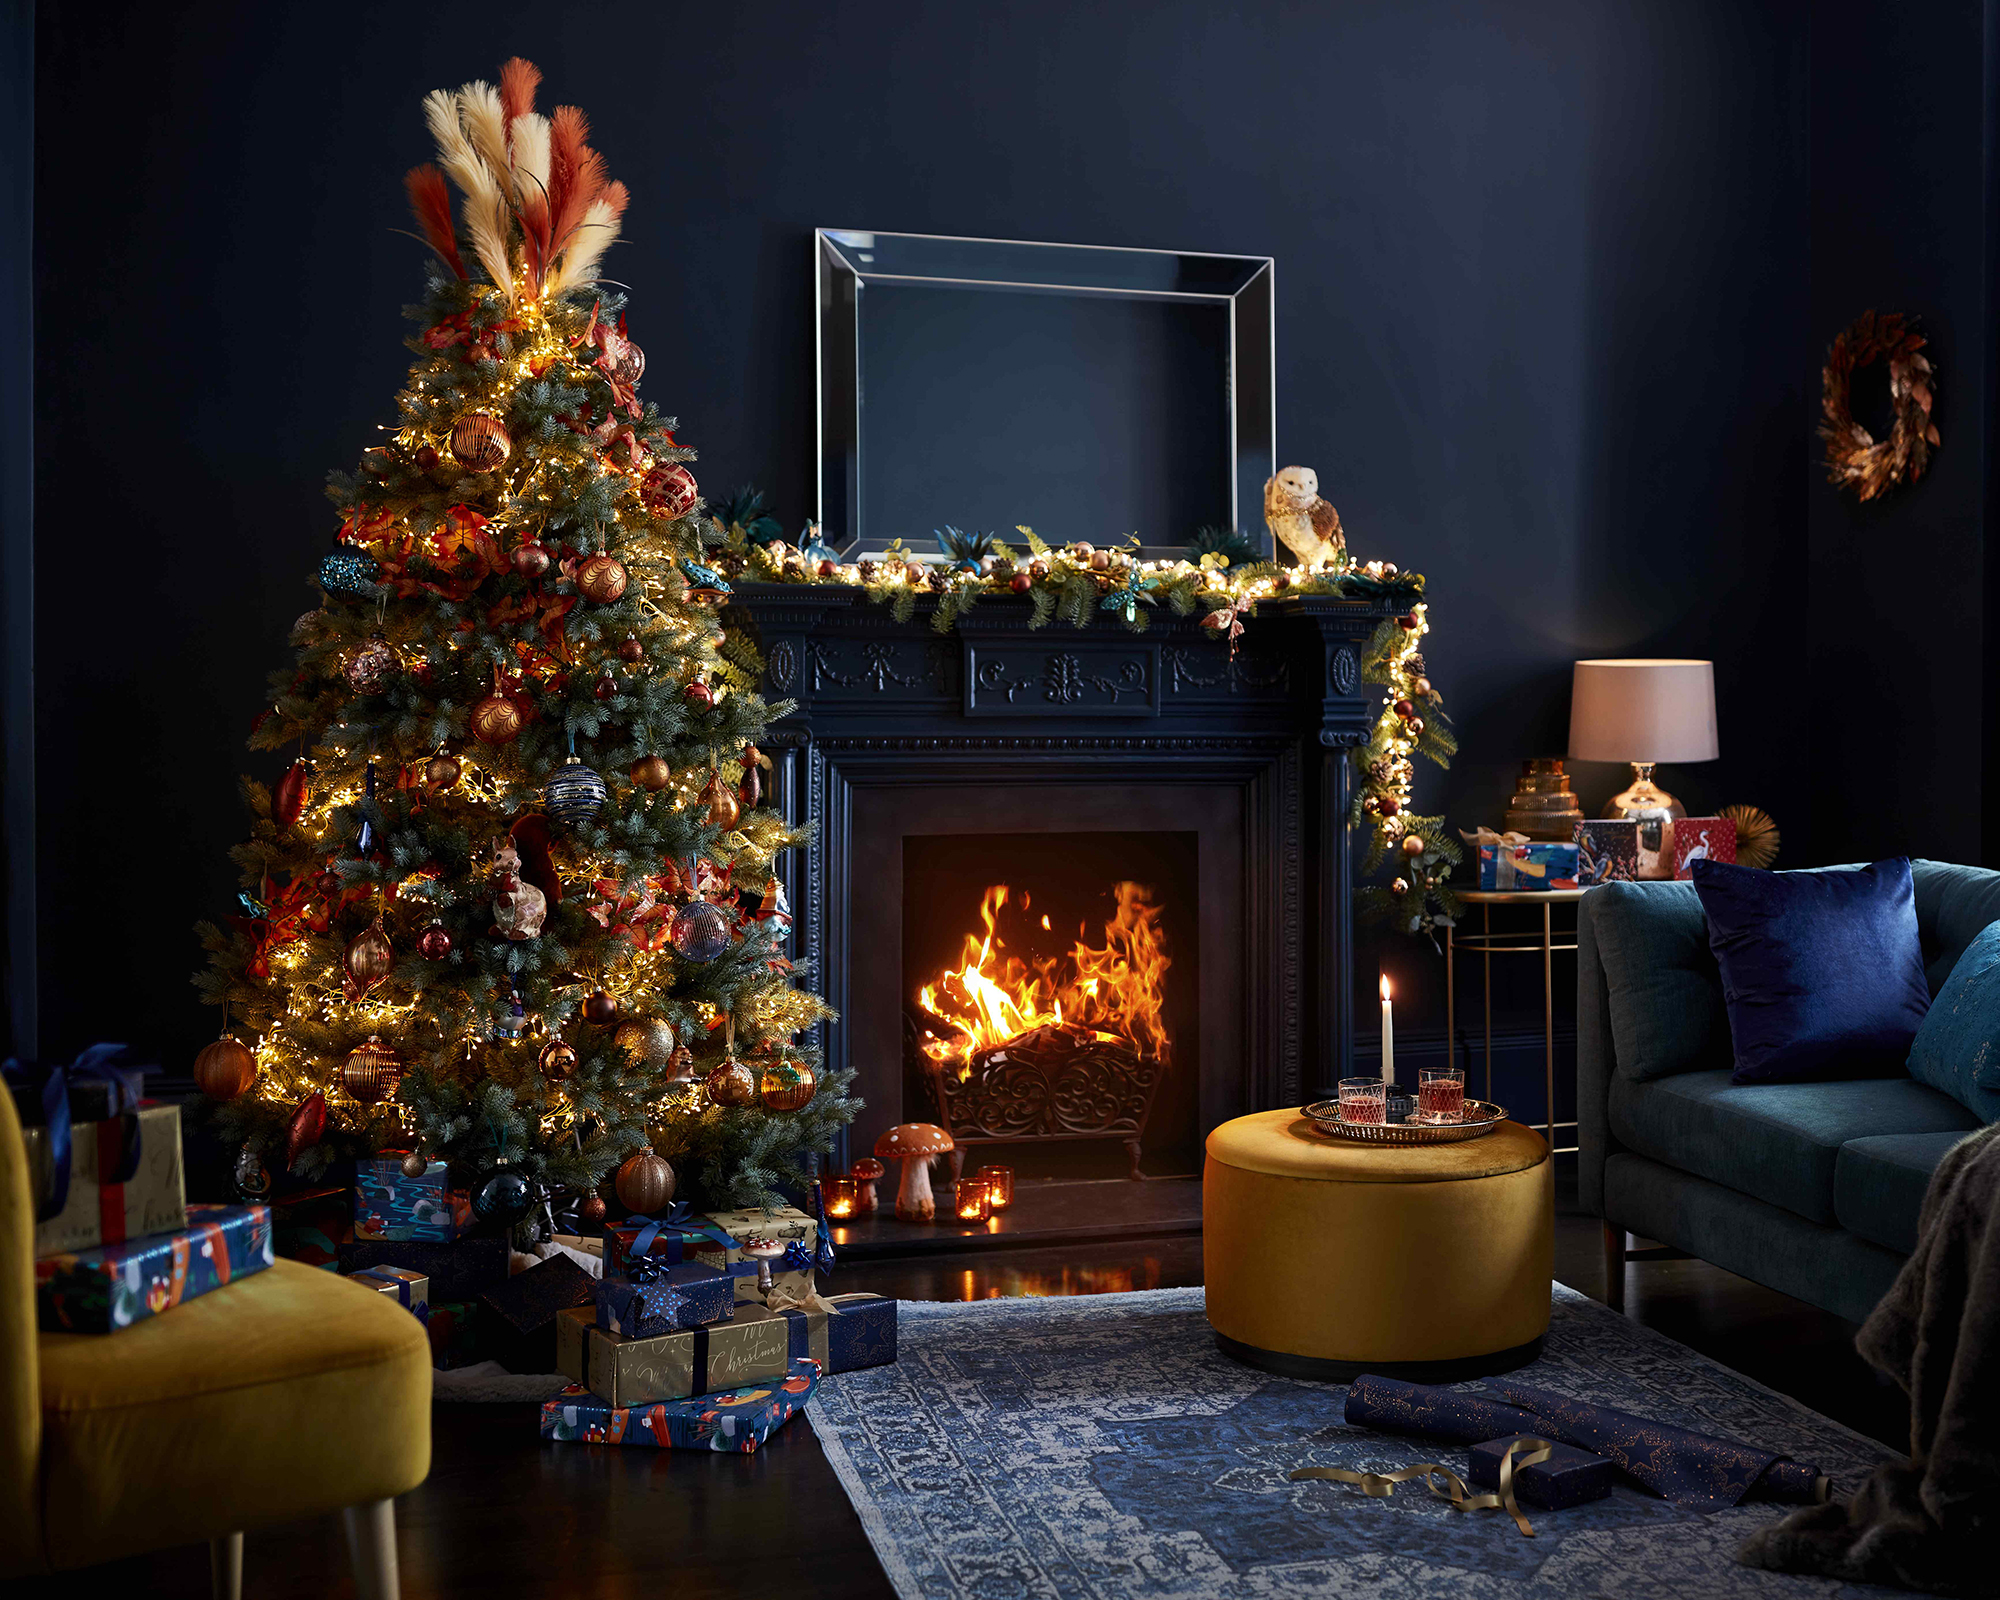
[953,1178,992,1223]
[823,1176,858,1220]
[978,1165,1014,1212]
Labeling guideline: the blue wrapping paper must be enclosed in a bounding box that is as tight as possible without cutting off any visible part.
[1344,1374,1825,1508]
[596,1257,734,1338]
[1467,1436,1613,1509]
[599,1203,736,1273]
[351,1265,430,1323]
[539,1356,820,1451]
[354,1156,464,1242]
[34,1203,273,1333]
[774,1292,897,1373]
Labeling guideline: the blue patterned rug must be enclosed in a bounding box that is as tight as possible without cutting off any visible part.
[808,1286,1901,1598]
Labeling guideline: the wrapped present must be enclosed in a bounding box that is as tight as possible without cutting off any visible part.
[350,1265,429,1322]
[597,1256,735,1339]
[427,1300,484,1369]
[34,1204,272,1333]
[353,1155,468,1242]
[602,1204,808,1307]
[6,1043,155,1127]
[272,1185,352,1270]
[339,1236,509,1301]
[539,1356,820,1451]
[23,1103,186,1259]
[1672,816,1738,879]
[477,1253,597,1373]
[1476,839,1579,892]
[769,1289,898,1375]
[1468,1436,1613,1509]
[1574,819,1642,885]
[560,1302,793,1407]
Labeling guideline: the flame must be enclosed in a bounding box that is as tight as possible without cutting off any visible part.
[1380,973,1392,1002]
[918,883,1171,1070]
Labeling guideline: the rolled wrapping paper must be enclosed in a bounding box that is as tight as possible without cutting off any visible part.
[1345,1375,1828,1509]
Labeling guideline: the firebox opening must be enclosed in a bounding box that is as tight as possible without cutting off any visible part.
[902,831,1201,1181]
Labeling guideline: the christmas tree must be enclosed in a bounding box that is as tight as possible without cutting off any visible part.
[194,57,851,1220]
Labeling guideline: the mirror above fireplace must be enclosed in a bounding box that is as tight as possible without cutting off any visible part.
[814,229,1276,561]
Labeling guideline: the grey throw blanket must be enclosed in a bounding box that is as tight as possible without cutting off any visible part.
[1739,1122,2000,1595]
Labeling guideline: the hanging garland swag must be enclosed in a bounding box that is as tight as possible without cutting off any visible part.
[1819,310,1939,501]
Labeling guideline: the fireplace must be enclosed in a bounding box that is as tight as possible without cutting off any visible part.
[732,582,1399,1208]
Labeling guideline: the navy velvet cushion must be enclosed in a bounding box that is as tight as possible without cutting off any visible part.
[1905,919,2000,1121]
[1692,858,1930,1085]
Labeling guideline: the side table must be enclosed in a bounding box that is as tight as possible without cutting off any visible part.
[1444,888,1589,1153]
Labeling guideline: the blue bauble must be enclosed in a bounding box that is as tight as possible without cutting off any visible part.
[319,550,381,598]
[544,757,609,826]
[669,898,732,963]
[470,1165,533,1225]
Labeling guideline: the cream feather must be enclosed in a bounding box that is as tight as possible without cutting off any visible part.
[509,112,551,208]
[548,196,621,294]
[421,88,515,294]
[457,81,513,199]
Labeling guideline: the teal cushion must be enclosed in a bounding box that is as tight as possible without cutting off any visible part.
[1833,1132,1966,1254]
[1904,917,2000,1118]
[1607,1069,1979,1225]
[1911,860,2000,994]
[1583,882,1731,1081]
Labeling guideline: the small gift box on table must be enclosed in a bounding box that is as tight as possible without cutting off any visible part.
[339,1235,509,1302]
[558,1301,793,1407]
[1672,817,1738,879]
[34,1203,273,1333]
[476,1253,597,1373]
[1468,1436,1614,1509]
[1574,819,1643,884]
[1470,834,1580,892]
[539,1356,820,1451]
[350,1264,429,1322]
[596,1256,735,1340]
[353,1155,468,1242]
[770,1290,898,1375]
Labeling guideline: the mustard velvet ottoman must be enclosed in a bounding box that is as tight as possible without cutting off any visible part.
[1204,1109,1552,1380]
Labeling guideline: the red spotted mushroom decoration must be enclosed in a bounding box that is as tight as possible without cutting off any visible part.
[874,1122,955,1222]
[849,1156,886,1216]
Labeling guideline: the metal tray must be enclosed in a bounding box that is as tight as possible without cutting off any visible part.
[1300,1097,1509,1145]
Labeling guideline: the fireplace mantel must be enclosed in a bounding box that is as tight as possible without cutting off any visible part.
[729,582,1398,1166]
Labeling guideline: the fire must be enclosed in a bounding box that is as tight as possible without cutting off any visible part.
[917,883,1171,1071]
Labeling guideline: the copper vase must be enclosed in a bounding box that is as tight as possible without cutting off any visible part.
[1504,759,1585,841]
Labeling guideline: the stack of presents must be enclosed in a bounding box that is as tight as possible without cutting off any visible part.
[13,1054,896,1455]
[1471,815,1737,890]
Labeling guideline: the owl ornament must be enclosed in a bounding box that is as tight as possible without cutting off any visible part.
[1263,466,1346,567]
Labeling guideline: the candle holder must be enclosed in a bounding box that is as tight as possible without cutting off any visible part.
[953,1178,992,1222]
[823,1175,858,1220]
[978,1165,1014,1212]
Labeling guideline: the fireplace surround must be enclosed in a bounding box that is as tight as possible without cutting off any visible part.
[732,582,1399,1173]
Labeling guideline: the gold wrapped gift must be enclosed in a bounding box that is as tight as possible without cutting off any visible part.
[556,1302,793,1408]
[699,1205,818,1305]
[24,1104,188,1257]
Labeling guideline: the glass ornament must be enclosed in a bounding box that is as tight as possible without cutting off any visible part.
[318,549,381,598]
[669,898,731,963]
[545,756,609,826]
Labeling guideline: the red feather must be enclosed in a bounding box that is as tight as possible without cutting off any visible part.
[500,56,542,132]
[404,164,466,278]
[548,105,606,254]
[599,180,630,222]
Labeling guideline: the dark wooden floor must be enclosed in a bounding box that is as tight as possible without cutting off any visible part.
[21,1173,1907,1599]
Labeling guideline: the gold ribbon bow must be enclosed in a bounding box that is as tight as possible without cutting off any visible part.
[1289,1438,1556,1539]
[764,1281,843,1317]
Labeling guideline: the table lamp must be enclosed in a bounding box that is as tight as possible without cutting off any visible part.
[1567,659,1718,879]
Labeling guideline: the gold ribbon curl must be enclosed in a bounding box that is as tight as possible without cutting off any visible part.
[1289,1437,1557,1539]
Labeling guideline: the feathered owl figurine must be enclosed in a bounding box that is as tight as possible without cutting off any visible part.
[1263,466,1346,567]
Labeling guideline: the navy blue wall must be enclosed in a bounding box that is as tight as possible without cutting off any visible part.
[31,1,1830,1070]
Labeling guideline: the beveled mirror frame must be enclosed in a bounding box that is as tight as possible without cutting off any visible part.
[814,229,1276,561]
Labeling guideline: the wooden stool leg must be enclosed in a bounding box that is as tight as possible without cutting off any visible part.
[209,1532,242,1600]
[342,1498,400,1600]
[1602,1222,1626,1313]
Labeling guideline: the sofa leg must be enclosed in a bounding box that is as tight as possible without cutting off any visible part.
[342,1498,400,1600]
[209,1531,242,1600]
[1602,1222,1626,1314]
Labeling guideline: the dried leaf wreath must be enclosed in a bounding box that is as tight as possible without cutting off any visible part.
[1819,310,1939,501]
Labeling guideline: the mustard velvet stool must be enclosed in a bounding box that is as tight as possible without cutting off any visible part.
[1204,1110,1552,1380]
[0,1084,433,1599]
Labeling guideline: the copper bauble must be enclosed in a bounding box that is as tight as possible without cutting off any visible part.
[582,989,621,1026]
[274,761,309,830]
[193,1036,258,1101]
[1401,834,1427,858]
[738,765,762,810]
[594,673,616,701]
[613,1018,676,1067]
[345,923,394,989]
[418,921,453,960]
[704,1057,757,1108]
[341,1036,404,1105]
[470,690,525,745]
[425,753,462,789]
[702,772,741,829]
[538,1038,579,1081]
[511,542,551,579]
[614,1150,676,1213]
[400,1150,430,1179]
[631,755,672,791]
[344,634,397,693]
[758,1057,818,1113]
[684,680,714,709]
[450,411,511,471]
[577,554,629,603]
[618,634,644,663]
[578,1194,608,1227]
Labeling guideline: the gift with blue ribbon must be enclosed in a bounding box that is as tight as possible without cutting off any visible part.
[350,1265,431,1324]
[5,1044,153,1220]
[561,1301,795,1406]
[769,1290,898,1375]
[600,1202,738,1275]
[596,1251,735,1339]
[541,1355,821,1452]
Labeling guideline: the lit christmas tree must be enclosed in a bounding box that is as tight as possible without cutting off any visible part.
[194,57,850,1221]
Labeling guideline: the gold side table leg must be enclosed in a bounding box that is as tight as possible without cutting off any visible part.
[1482,903,1494,1103]
[1543,899,1555,1148]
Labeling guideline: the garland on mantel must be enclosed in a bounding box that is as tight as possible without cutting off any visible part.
[711,522,1459,936]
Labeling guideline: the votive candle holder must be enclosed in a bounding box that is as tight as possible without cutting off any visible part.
[978,1165,1014,1212]
[953,1178,992,1223]
[823,1176,858,1220]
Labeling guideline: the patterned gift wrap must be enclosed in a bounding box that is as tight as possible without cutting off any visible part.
[773,1292,897,1374]
[1467,1436,1614,1509]
[559,1302,792,1407]
[350,1265,429,1322]
[24,1103,187,1258]
[539,1356,820,1451]
[1672,817,1738,878]
[271,1184,352,1270]
[596,1258,735,1338]
[353,1156,467,1242]
[34,1204,273,1333]
[603,1205,818,1306]
[1476,840,1579,891]
[1574,819,1642,885]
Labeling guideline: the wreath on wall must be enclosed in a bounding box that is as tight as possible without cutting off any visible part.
[1819,310,1938,501]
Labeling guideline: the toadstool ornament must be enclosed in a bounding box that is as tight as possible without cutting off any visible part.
[875,1123,955,1222]
[848,1156,886,1215]
[740,1234,787,1299]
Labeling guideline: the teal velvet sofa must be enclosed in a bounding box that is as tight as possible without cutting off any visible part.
[1578,860,2000,1324]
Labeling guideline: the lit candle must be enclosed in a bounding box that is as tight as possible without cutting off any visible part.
[824,1176,857,1220]
[953,1178,991,1222]
[1380,973,1395,1086]
[979,1165,1013,1212]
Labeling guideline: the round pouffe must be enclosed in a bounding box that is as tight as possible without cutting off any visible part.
[1204,1109,1552,1381]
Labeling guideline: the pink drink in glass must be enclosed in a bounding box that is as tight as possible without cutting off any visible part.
[1418,1068,1465,1122]
[1338,1078,1387,1124]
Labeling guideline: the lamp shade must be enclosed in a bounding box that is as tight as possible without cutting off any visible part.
[1567,659,1718,764]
